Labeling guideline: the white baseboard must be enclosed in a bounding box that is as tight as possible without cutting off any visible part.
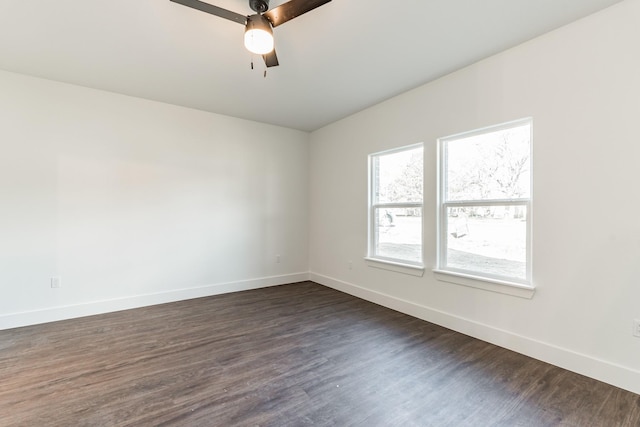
[6,271,639,395]
[309,272,640,396]
[0,272,309,331]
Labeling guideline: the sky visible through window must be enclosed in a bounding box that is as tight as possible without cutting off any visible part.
[446,124,531,201]
[376,147,423,204]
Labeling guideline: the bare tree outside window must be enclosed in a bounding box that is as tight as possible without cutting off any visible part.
[439,120,532,283]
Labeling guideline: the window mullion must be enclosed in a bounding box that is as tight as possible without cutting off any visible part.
[444,199,529,207]
[373,202,423,209]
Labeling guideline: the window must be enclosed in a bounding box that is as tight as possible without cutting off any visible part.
[437,119,532,286]
[368,144,424,269]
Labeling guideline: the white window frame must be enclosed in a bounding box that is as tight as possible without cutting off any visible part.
[366,143,424,275]
[435,119,534,297]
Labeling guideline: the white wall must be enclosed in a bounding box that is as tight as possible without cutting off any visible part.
[0,70,309,329]
[309,0,640,394]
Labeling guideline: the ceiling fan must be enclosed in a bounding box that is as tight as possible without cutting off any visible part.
[170,0,332,68]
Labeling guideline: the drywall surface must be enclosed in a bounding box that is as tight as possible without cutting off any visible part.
[309,0,640,393]
[0,70,309,328]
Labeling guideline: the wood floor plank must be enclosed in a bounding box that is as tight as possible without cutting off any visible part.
[1,281,638,426]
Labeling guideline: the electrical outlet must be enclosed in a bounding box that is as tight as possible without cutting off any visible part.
[276,254,281,263]
[348,261,353,270]
[50,276,61,289]
[633,319,640,337]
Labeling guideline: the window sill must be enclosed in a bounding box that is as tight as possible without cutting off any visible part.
[365,257,425,277]
[432,269,535,299]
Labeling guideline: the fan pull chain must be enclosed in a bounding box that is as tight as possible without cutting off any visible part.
[249,55,268,78]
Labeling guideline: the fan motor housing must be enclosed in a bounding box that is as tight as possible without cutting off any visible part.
[249,0,269,13]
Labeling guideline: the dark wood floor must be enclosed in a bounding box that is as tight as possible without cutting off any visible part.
[1,282,639,426]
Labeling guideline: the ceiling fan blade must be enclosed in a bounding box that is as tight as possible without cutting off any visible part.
[263,0,331,27]
[263,49,279,67]
[170,0,247,25]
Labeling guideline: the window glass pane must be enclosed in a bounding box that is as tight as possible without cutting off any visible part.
[445,206,527,280]
[445,124,530,201]
[374,207,422,263]
[375,146,423,204]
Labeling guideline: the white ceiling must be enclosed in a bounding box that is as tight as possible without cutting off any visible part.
[0,0,624,131]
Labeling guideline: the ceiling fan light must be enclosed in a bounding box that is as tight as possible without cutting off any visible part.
[244,14,274,55]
